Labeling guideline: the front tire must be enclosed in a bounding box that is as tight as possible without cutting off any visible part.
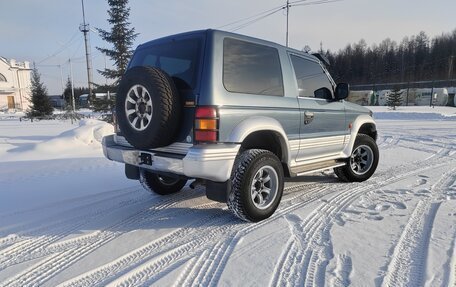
[140,170,187,195]
[334,134,379,182]
[227,149,284,222]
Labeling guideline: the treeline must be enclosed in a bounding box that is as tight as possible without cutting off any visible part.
[324,29,456,85]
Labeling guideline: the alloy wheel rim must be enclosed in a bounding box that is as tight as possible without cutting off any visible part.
[125,84,153,131]
[350,145,374,175]
[250,165,278,210]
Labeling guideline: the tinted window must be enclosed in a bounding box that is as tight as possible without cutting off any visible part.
[290,55,333,99]
[129,38,202,89]
[223,38,284,96]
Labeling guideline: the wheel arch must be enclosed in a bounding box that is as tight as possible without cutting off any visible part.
[358,123,377,141]
[342,114,377,158]
[228,117,291,176]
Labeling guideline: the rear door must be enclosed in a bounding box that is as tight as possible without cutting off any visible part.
[288,54,346,162]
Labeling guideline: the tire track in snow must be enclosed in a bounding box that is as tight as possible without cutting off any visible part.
[63,183,328,287]
[0,188,205,287]
[378,135,401,150]
[0,186,143,253]
[0,185,141,238]
[0,186,149,270]
[0,160,119,185]
[0,185,138,224]
[300,163,454,287]
[181,185,332,287]
[381,169,456,287]
[175,243,223,287]
[1,134,452,286]
[331,254,352,286]
[58,205,230,287]
[182,152,455,287]
[98,217,240,287]
[270,158,456,287]
[449,237,456,287]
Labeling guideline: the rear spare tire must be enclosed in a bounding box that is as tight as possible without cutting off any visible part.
[116,66,181,149]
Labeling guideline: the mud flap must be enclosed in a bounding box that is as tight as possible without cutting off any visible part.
[125,164,140,180]
[206,180,232,203]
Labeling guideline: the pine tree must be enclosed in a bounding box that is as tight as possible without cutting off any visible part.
[27,65,53,117]
[95,0,137,117]
[63,76,74,110]
[92,84,116,113]
[386,87,403,110]
[63,77,86,110]
[96,0,138,84]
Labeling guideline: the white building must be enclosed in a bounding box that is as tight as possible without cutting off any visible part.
[0,57,32,111]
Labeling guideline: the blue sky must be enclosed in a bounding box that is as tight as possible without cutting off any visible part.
[1,0,455,94]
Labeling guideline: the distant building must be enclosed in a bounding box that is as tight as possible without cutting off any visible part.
[0,57,32,111]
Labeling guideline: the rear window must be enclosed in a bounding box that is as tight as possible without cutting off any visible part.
[129,37,202,89]
[223,38,284,97]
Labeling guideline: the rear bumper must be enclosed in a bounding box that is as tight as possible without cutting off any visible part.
[102,135,240,182]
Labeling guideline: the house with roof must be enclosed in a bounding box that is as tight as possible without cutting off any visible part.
[0,57,32,112]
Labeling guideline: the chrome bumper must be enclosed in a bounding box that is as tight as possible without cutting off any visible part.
[102,135,240,182]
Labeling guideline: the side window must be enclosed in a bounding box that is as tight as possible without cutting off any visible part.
[223,38,284,97]
[290,55,333,100]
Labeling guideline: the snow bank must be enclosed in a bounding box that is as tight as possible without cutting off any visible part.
[369,106,456,120]
[2,119,114,161]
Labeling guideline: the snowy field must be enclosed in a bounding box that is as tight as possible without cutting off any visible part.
[0,107,456,286]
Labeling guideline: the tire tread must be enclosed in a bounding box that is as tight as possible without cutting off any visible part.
[227,149,283,222]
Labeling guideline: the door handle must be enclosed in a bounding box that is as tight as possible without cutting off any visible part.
[304,111,314,125]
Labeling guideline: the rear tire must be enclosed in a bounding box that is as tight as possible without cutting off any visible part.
[334,134,379,182]
[140,170,187,195]
[227,149,284,222]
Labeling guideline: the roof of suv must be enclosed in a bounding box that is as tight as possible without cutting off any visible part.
[137,29,322,64]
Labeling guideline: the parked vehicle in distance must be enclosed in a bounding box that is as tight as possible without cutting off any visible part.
[102,29,379,222]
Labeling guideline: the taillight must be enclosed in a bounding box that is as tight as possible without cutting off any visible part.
[194,106,218,143]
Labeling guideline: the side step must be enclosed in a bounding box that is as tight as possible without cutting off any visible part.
[290,160,346,177]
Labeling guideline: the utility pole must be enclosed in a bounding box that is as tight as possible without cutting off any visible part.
[59,65,64,94]
[59,64,65,111]
[69,59,76,113]
[286,0,290,47]
[80,0,94,104]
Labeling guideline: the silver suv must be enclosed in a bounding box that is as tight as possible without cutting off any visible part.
[102,29,379,222]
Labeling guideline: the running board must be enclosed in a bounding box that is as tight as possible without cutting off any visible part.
[290,160,346,177]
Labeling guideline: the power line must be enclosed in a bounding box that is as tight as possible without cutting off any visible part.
[230,8,285,32]
[217,5,284,29]
[217,0,344,45]
[37,31,80,64]
[292,0,344,7]
[70,38,84,59]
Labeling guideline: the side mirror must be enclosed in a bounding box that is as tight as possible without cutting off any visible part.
[334,83,350,100]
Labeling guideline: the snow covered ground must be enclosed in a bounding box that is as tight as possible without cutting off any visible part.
[0,107,455,287]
